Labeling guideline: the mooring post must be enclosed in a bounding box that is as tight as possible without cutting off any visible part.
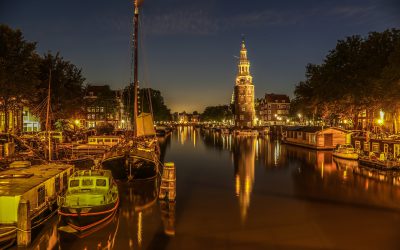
[17,199,31,247]
[159,162,176,201]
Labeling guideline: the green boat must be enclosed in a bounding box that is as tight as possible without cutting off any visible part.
[57,169,119,232]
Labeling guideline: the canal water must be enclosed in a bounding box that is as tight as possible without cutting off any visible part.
[15,126,400,249]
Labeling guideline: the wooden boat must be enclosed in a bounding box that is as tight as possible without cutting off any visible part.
[127,1,161,180]
[332,144,358,160]
[57,170,119,232]
[0,163,74,247]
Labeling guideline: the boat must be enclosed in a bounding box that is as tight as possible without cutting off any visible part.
[332,144,359,160]
[127,0,161,179]
[57,170,119,232]
[0,163,74,247]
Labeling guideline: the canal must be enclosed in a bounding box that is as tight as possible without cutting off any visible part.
[15,126,400,249]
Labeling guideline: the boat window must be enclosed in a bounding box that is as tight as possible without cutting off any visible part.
[37,186,46,205]
[55,176,60,193]
[82,179,93,186]
[96,179,107,187]
[70,180,80,187]
[89,138,96,143]
[104,139,111,143]
[63,173,68,190]
[112,139,118,142]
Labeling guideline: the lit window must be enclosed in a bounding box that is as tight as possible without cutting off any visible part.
[242,107,245,111]
[240,115,244,120]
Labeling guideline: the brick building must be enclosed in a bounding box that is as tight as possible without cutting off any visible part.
[259,94,290,125]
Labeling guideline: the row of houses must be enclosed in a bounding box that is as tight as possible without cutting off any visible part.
[0,85,129,133]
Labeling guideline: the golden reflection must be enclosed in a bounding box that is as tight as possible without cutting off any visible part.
[233,136,255,222]
[137,211,142,247]
[235,174,240,196]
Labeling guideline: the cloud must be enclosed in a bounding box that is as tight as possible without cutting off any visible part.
[143,8,219,35]
[141,1,392,36]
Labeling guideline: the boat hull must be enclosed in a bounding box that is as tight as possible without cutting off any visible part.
[332,151,358,160]
[59,198,119,232]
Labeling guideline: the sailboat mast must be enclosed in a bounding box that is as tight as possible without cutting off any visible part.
[133,0,139,137]
[46,69,52,161]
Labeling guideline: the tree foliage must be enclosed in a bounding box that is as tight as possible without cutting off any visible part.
[123,86,171,122]
[200,105,232,122]
[293,29,400,128]
[35,52,85,128]
[0,25,86,132]
[0,24,39,131]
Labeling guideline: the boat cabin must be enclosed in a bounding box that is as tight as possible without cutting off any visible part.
[352,136,400,160]
[88,136,121,147]
[68,170,112,191]
[0,163,74,225]
[283,126,351,150]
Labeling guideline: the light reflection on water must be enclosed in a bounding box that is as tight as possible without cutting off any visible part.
[14,126,400,249]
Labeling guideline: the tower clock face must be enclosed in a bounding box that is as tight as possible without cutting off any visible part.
[240,79,245,84]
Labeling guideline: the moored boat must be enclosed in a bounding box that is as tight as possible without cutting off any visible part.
[0,163,74,247]
[332,144,359,160]
[58,170,119,232]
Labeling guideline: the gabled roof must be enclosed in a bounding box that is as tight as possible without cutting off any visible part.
[264,93,290,103]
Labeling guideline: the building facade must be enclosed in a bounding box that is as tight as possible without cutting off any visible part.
[234,40,255,128]
[83,85,127,129]
[259,94,290,125]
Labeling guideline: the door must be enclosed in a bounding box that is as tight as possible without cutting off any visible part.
[324,134,333,147]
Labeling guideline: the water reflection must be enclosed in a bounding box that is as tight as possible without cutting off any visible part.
[287,145,400,208]
[232,136,255,222]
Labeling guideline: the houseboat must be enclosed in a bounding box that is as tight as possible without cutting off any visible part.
[58,170,119,232]
[0,163,74,247]
[352,134,400,170]
[282,126,351,150]
[333,144,359,160]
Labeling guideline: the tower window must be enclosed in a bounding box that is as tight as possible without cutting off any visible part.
[240,115,244,120]
[242,107,245,111]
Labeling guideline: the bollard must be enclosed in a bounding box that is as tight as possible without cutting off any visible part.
[159,162,176,201]
[17,199,31,247]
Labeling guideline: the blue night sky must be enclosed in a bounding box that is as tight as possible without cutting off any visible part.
[1,0,399,112]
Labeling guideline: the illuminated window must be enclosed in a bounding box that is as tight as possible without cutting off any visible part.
[372,143,379,153]
[240,115,244,120]
[355,141,361,149]
[242,107,245,111]
[364,142,370,152]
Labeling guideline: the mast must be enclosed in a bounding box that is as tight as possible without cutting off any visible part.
[46,69,52,161]
[133,0,139,137]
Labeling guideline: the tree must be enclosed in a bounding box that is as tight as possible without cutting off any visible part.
[293,29,400,129]
[123,86,171,122]
[0,25,39,132]
[201,105,232,122]
[34,52,85,129]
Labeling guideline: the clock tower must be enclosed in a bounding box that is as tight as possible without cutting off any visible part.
[234,39,255,128]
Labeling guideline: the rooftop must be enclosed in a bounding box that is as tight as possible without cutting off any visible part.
[0,163,73,197]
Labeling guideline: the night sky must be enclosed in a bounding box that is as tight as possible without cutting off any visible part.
[1,0,399,112]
